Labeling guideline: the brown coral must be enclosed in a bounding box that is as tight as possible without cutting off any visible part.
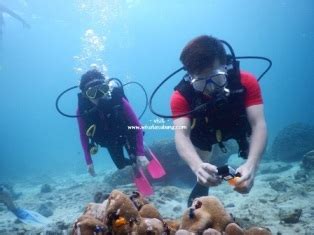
[104,190,168,235]
[225,223,244,235]
[83,202,107,222]
[137,218,165,235]
[165,219,181,235]
[129,191,163,220]
[105,190,140,234]
[72,215,107,235]
[72,190,271,235]
[139,204,163,221]
[105,190,140,222]
[244,227,272,235]
[180,196,233,233]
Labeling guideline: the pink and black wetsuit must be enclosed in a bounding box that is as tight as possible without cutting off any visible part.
[77,97,145,169]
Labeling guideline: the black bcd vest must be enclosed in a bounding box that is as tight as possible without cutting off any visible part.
[77,86,128,148]
[174,67,251,158]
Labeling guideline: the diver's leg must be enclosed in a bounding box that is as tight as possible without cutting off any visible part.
[124,131,139,164]
[195,147,213,162]
[125,130,137,154]
[187,147,213,207]
[107,144,132,169]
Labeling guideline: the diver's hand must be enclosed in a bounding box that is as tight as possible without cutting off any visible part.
[136,155,149,169]
[87,164,96,177]
[194,163,221,187]
[233,161,256,194]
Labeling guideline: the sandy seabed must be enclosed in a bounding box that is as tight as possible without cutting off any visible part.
[0,160,313,235]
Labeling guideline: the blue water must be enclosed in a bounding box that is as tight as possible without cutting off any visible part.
[0,0,313,180]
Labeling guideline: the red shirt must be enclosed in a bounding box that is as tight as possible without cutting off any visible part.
[170,71,263,118]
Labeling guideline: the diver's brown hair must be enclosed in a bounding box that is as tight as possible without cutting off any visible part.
[180,35,226,75]
[79,69,105,91]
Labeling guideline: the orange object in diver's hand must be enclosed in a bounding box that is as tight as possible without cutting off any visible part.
[228,176,241,186]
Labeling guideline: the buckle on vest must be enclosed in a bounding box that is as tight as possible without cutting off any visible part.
[86,124,96,137]
[191,118,196,129]
[90,144,99,155]
[216,130,227,153]
[216,129,222,142]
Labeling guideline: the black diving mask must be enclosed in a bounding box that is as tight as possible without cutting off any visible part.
[191,68,230,108]
[190,68,228,93]
[85,82,110,99]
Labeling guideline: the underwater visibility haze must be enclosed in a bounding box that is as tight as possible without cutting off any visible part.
[0,0,313,234]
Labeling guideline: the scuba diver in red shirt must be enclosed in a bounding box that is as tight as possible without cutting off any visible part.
[149,35,271,206]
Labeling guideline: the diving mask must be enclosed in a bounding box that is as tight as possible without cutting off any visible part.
[85,82,110,99]
[191,68,228,93]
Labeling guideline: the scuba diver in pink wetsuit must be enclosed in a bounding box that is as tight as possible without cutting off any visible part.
[77,70,149,176]
[56,69,166,195]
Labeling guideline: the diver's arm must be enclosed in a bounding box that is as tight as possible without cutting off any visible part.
[76,109,93,165]
[245,104,267,168]
[174,118,203,171]
[121,98,145,156]
[0,3,30,28]
[174,117,219,185]
[234,104,267,193]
